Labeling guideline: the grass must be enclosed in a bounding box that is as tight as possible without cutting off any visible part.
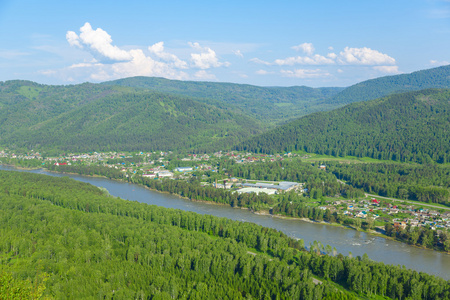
[18,86,42,100]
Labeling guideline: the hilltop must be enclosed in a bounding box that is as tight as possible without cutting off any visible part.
[102,77,343,124]
[236,89,450,164]
[0,81,264,153]
[326,64,450,107]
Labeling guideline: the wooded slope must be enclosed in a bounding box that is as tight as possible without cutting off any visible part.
[103,76,343,124]
[0,81,264,153]
[326,64,450,107]
[1,170,448,299]
[237,89,450,164]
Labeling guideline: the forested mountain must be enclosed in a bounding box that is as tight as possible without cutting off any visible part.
[103,76,344,124]
[326,64,450,107]
[237,89,450,164]
[1,170,449,299]
[0,81,264,153]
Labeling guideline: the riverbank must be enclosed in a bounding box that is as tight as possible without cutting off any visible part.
[2,164,449,255]
[2,164,450,279]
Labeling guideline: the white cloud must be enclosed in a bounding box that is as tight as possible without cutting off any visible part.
[373,65,400,74]
[148,42,188,69]
[63,23,233,82]
[252,44,396,70]
[327,53,337,59]
[67,23,133,62]
[233,50,244,58]
[338,47,395,65]
[66,31,83,48]
[274,54,335,66]
[280,69,331,78]
[189,42,230,69]
[291,43,315,55]
[430,59,450,66]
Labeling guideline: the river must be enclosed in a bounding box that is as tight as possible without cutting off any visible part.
[2,165,449,280]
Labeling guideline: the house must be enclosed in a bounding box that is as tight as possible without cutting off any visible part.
[356,211,367,218]
[142,174,156,178]
[157,171,173,178]
[213,182,233,189]
[394,221,407,230]
[176,167,193,172]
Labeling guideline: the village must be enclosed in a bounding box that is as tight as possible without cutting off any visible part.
[1,149,449,233]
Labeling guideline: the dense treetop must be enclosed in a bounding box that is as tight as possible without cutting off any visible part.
[0,81,264,153]
[1,170,449,299]
[237,89,450,164]
[326,64,450,107]
[103,76,344,124]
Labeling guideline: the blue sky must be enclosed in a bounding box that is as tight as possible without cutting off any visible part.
[1,0,449,87]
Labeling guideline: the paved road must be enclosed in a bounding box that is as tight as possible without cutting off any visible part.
[365,193,450,211]
[337,178,450,211]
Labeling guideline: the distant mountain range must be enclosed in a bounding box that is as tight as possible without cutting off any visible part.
[325,64,450,107]
[1,65,450,155]
[236,89,450,164]
[102,77,343,125]
[0,81,264,153]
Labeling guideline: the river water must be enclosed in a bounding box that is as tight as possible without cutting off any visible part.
[2,166,449,280]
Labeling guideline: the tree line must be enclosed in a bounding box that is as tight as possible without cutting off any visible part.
[1,170,449,299]
[326,162,450,206]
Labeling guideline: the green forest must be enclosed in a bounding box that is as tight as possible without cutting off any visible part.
[327,64,450,107]
[43,161,450,252]
[327,162,450,206]
[3,65,450,156]
[237,89,450,164]
[0,81,265,153]
[102,76,344,124]
[1,170,449,299]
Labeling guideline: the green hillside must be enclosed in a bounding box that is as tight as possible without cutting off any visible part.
[237,89,450,164]
[326,64,450,107]
[103,76,343,124]
[2,170,449,299]
[0,81,264,153]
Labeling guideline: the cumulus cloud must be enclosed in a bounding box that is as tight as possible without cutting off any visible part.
[189,42,230,69]
[327,53,337,59]
[66,31,83,48]
[148,42,188,69]
[66,23,133,62]
[291,43,315,55]
[62,23,230,82]
[373,66,400,74]
[338,47,395,65]
[251,44,396,69]
[280,69,331,78]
